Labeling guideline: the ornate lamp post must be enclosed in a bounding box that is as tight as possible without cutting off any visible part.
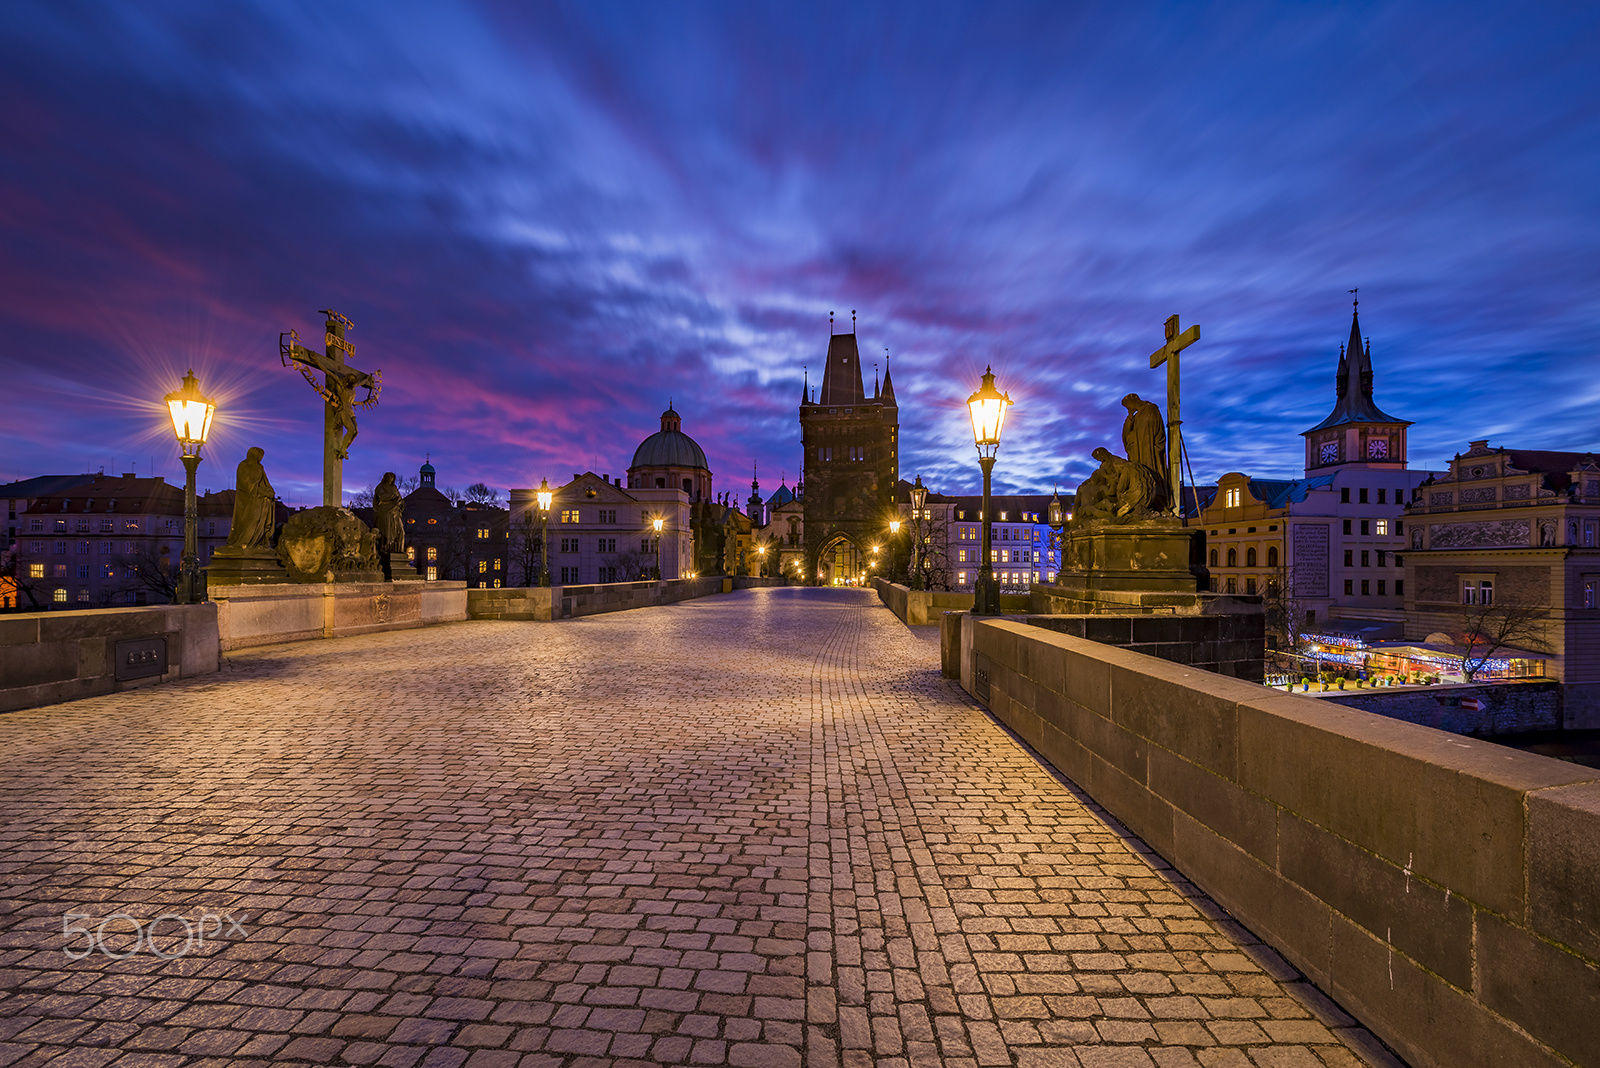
[652,516,665,579]
[756,542,767,577]
[1047,487,1068,583]
[535,478,553,586]
[966,366,1012,615]
[909,475,928,590]
[164,370,216,605]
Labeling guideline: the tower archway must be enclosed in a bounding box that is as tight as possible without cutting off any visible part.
[813,532,865,586]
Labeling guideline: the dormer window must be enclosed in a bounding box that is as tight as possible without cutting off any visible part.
[1224,487,1242,508]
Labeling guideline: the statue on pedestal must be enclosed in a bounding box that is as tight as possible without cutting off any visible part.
[225,447,277,550]
[374,472,406,555]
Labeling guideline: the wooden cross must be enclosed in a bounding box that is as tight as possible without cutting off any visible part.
[1149,314,1200,516]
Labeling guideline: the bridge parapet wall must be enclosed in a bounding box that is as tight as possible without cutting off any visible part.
[872,578,1027,625]
[469,577,730,621]
[948,613,1600,1067]
[0,604,218,712]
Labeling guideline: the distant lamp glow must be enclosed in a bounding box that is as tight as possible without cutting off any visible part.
[889,519,901,535]
[652,516,665,534]
[165,369,216,453]
[535,478,553,514]
[1048,489,1064,529]
[966,365,1012,458]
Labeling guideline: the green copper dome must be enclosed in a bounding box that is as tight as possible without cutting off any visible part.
[631,406,709,471]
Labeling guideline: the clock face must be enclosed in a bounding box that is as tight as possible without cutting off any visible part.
[1319,441,1339,464]
[1367,438,1389,459]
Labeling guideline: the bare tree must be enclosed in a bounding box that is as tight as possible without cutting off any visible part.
[465,482,500,506]
[508,507,545,586]
[909,508,954,591]
[114,543,179,603]
[1447,593,1551,681]
[1262,566,1311,655]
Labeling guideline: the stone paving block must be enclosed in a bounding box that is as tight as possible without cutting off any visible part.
[0,588,1381,1067]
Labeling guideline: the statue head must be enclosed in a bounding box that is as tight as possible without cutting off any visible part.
[380,471,396,486]
[1121,393,1141,410]
[1092,446,1115,464]
[246,446,265,462]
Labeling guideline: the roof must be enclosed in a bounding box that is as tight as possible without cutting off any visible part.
[1302,306,1410,434]
[0,474,96,500]
[817,332,866,406]
[766,483,796,508]
[630,406,709,471]
[1503,450,1600,475]
[23,474,183,514]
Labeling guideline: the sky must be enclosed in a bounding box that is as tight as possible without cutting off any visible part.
[1,1,1597,503]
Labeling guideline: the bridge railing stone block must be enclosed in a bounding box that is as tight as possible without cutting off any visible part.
[954,615,1600,1068]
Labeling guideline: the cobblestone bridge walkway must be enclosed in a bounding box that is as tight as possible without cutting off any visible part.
[0,588,1390,1068]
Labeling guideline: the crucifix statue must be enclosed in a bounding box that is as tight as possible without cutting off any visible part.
[1148,313,1200,517]
[280,309,382,508]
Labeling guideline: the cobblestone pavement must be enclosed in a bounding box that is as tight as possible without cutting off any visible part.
[0,588,1395,1068]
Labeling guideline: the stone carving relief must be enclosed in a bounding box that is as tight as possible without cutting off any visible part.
[1427,519,1530,549]
[1503,483,1531,500]
[1430,491,1454,507]
[1460,486,1497,504]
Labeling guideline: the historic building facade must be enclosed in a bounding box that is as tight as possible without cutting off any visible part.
[11,472,241,608]
[800,323,899,584]
[400,460,508,587]
[1403,441,1600,712]
[1198,302,1431,635]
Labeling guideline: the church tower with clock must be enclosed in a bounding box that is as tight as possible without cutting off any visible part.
[1301,298,1411,475]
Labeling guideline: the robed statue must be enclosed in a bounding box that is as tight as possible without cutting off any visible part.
[1121,393,1169,512]
[374,471,406,555]
[225,447,277,550]
[1076,447,1163,521]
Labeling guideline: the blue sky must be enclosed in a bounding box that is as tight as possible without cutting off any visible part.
[1,1,1596,503]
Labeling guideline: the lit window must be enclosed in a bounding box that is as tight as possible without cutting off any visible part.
[493,558,501,570]
[493,579,501,588]
[562,509,579,523]
[477,527,489,539]
[77,589,90,602]
[426,566,438,581]
[1375,519,1390,536]
[427,547,438,561]
[957,571,967,585]
[52,588,67,603]
[478,561,487,573]
[406,547,415,560]
[1585,582,1596,610]
[1224,487,1241,508]
[28,563,43,578]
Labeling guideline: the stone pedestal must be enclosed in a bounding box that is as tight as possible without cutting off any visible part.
[1038,519,1211,614]
[205,547,288,586]
[384,552,417,581]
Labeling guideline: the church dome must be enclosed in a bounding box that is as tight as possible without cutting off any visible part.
[631,405,709,471]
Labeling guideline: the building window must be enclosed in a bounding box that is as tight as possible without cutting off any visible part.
[406,547,415,560]
[1360,520,1370,535]
[1209,549,1218,567]
[1359,488,1369,504]
[957,571,967,585]
[478,561,487,573]
[1377,580,1387,595]
[427,547,438,561]
[1224,487,1241,508]
[426,566,438,581]
[1344,580,1353,596]
[1396,580,1404,596]
[493,579,501,588]
[563,537,579,553]
[1463,579,1494,606]
[1245,547,1257,567]
[77,589,90,603]
[1344,550,1353,567]
[1226,548,1237,567]
[493,558,501,570]
[1340,488,1350,504]
[1360,580,1370,595]
[1378,488,1387,504]
[1245,577,1257,595]
[599,509,616,524]
[77,564,89,578]
[28,518,41,532]
[1584,582,1596,610]
[1396,520,1404,535]
[1225,577,1237,593]
[1375,519,1389,536]
[52,588,67,603]
[561,509,579,523]
[1267,546,1278,567]
[28,563,44,579]
[477,527,489,539]
[1360,551,1370,567]
[100,518,113,533]
[1342,520,1352,535]
[77,541,89,555]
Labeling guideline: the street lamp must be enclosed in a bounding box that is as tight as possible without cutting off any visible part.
[535,477,553,587]
[164,369,215,605]
[966,366,1012,615]
[909,475,928,590]
[756,542,767,577]
[652,515,665,579]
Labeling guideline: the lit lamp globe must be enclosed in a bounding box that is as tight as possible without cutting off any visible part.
[165,369,216,453]
[535,478,553,514]
[889,519,901,534]
[1048,489,1064,529]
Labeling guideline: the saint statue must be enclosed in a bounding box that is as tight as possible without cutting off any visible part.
[225,447,277,550]
[374,471,406,555]
[1075,447,1163,522]
[1121,393,1169,512]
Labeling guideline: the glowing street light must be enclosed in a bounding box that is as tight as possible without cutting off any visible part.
[535,477,554,587]
[164,370,215,605]
[909,475,929,590]
[889,519,901,534]
[967,366,1012,615]
[652,515,665,579]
